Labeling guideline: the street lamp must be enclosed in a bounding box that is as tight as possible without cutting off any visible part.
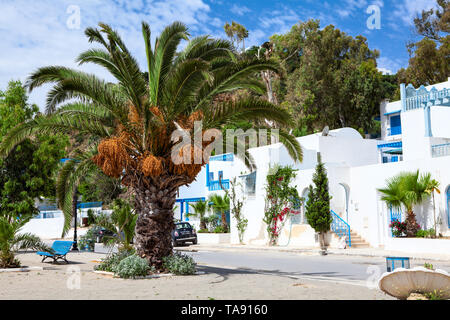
[60,158,80,251]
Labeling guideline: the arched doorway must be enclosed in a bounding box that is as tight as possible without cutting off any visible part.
[338,183,350,223]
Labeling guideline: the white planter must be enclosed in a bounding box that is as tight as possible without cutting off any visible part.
[384,237,450,255]
[94,243,119,254]
[379,267,450,300]
[197,233,231,244]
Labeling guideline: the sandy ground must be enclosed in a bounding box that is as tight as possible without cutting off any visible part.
[0,251,394,300]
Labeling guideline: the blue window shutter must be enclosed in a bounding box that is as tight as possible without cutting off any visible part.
[390,115,402,135]
[391,156,398,162]
[218,171,223,180]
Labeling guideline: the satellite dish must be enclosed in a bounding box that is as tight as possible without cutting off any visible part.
[322,126,329,136]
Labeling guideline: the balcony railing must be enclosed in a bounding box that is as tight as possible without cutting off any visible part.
[208,180,230,191]
[404,87,450,111]
[431,143,450,158]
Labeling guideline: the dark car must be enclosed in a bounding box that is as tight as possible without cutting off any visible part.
[90,226,115,243]
[172,222,197,246]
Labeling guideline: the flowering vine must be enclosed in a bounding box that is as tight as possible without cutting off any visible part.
[264,165,301,246]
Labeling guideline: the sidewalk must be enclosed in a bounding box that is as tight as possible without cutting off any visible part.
[177,242,450,262]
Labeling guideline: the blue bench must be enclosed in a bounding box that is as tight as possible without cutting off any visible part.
[37,241,74,263]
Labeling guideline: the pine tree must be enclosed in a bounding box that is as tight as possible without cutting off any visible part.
[305,153,332,254]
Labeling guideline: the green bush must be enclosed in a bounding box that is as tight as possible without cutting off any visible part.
[197,228,209,233]
[162,252,196,275]
[214,225,228,233]
[113,254,152,279]
[94,249,134,272]
[416,229,435,238]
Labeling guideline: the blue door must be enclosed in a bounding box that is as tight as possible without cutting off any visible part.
[390,115,402,135]
[391,156,398,162]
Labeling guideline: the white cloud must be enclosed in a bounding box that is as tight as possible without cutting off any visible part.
[377,56,405,74]
[230,4,251,16]
[391,0,438,26]
[0,0,213,110]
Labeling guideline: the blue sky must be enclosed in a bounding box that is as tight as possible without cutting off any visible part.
[0,0,438,110]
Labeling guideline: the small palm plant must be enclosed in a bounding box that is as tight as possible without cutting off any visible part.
[208,194,230,232]
[0,215,52,268]
[378,170,431,237]
[188,200,209,230]
[94,199,137,252]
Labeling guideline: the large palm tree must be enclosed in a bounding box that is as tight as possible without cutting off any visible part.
[378,170,431,237]
[0,22,302,268]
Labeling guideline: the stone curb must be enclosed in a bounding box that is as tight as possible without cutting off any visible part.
[0,266,44,273]
[93,270,205,279]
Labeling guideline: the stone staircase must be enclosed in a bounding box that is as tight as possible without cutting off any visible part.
[348,230,370,248]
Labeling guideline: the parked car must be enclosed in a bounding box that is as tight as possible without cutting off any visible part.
[90,226,115,243]
[172,222,197,246]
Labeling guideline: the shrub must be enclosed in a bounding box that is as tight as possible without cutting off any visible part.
[113,254,152,279]
[214,225,228,233]
[416,228,435,238]
[79,227,97,251]
[197,228,209,233]
[94,249,134,272]
[424,263,434,270]
[162,252,196,275]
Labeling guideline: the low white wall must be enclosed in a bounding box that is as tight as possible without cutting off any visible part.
[384,238,450,255]
[94,243,118,254]
[19,217,65,239]
[197,233,230,244]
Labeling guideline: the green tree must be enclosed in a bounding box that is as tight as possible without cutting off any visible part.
[280,21,383,133]
[400,0,449,86]
[378,170,432,237]
[224,21,249,53]
[305,154,332,254]
[0,22,301,269]
[0,81,68,221]
[188,200,209,230]
[208,193,230,232]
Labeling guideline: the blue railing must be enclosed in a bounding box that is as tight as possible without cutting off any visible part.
[77,201,103,209]
[403,87,450,111]
[331,210,351,247]
[431,143,450,158]
[210,153,234,161]
[208,180,230,191]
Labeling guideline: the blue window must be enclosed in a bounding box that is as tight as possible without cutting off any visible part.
[389,115,402,135]
[382,157,388,163]
[209,172,214,182]
[218,171,223,180]
[391,156,398,162]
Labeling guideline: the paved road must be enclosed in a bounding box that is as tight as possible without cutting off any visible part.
[178,248,450,285]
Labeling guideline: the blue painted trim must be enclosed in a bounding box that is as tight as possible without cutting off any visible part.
[206,163,210,186]
[384,110,401,116]
[175,197,206,221]
[377,141,403,149]
[210,153,234,161]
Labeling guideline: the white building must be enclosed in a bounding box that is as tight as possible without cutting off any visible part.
[178,78,450,253]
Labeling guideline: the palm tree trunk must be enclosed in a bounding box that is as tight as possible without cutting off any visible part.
[221,211,229,232]
[133,178,179,269]
[405,209,419,237]
[432,192,437,237]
